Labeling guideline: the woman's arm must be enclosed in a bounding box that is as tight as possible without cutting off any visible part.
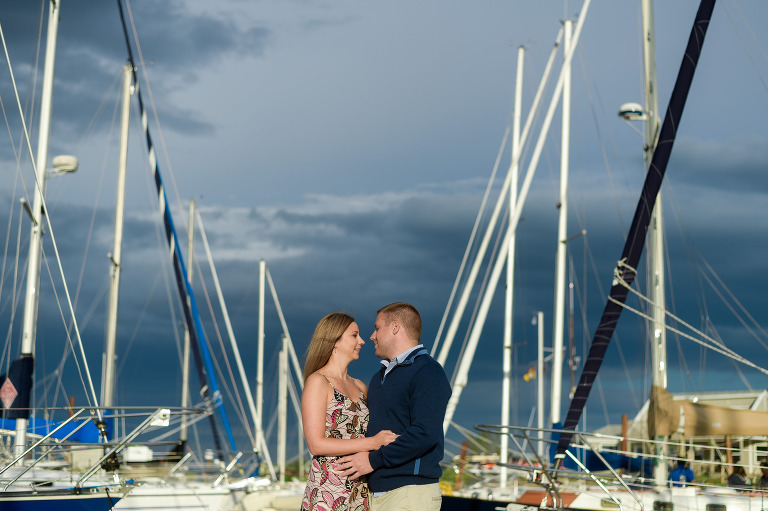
[301,373,396,457]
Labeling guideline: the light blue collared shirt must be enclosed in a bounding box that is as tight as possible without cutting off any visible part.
[380,344,424,378]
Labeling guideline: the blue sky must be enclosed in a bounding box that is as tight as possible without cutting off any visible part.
[0,0,767,462]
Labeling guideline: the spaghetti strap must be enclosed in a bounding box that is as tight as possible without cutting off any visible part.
[317,372,334,389]
[318,372,364,401]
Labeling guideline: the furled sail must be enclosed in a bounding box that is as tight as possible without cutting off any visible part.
[0,357,33,420]
[115,0,237,453]
[649,386,768,437]
[554,0,717,465]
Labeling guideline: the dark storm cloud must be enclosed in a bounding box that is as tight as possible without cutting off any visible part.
[0,1,271,150]
[670,137,768,193]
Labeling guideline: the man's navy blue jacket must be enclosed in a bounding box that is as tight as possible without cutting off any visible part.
[366,348,452,493]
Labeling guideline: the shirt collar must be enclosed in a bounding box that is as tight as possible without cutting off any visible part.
[381,344,423,375]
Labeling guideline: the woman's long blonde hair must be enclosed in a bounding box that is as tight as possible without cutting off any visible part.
[303,312,355,382]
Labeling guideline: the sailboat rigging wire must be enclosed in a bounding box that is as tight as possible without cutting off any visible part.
[266,268,304,389]
[723,0,768,95]
[437,28,564,367]
[432,127,509,358]
[698,260,768,350]
[555,0,717,463]
[1,204,24,371]
[116,0,238,454]
[0,22,39,220]
[576,53,629,235]
[39,250,100,410]
[122,0,185,217]
[66,84,122,349]
[447,420,489,453]
[75,70,123,147]
[704,319,753,391]
[197,213,279,477]
[608,289,768,376]
[193,255,256,447]
[453,198,510,385]
[42,275,110,412]
[610,260,768,375]
[116,272,161,375]
[195,247,257,442]
[442,0,592,433]
[0,19,105,419]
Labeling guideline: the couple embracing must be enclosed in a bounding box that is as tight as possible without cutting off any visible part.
[300,302,452,511]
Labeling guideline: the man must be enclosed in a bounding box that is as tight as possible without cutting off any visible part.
[339,302,451,511]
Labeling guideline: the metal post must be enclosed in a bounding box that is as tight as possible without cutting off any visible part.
[278,335,288,483]
[551,19,572,428]
[501,44,525,489]
[537,312,545,459]
[256,260,266,469]
[102,64,133,413]
[16,0,61,456]
[180,200,195,446]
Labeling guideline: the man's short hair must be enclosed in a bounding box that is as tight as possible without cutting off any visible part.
[378,302,422,341]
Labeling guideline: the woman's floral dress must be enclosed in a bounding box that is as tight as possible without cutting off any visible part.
[301,380,370,511]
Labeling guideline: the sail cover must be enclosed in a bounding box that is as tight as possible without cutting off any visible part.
[649,386,768,437]
[554,0,717,464]
[0,357,33,420]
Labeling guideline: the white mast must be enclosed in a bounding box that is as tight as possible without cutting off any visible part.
[641,0,667,485]
[16,0,61,455]
[442,0,592,432]
[196,212,276,478]
[180,200,195,447]
[551,19,573,428]
[102,64,133,411]
[436,28,565,368]
[278,335,288,483]
[500,45,524,489]
[643,0,665,389]
[536,311,545,458]
[257,260,266,469]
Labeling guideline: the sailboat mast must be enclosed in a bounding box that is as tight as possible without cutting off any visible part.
[641,0,669,486]
[16,0,61,456]
[180,200,196,446]
[257,260,266,467]
[196,213,276,478]
[555,0,716,463]
[537,311,545,457]
[642,0,666,389]
[102,64,133,412]
[278,335,288,483]
[442,0,592,432]
[551,18,573,428]
[501,44,524,489]
[436,28,565,369]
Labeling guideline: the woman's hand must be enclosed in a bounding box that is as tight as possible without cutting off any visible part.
[372,429,398,448]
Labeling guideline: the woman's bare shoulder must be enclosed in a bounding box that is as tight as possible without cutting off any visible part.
[305,371,331,389]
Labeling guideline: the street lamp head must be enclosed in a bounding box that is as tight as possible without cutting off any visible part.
[51,154,78,174]
[618,102,646,121]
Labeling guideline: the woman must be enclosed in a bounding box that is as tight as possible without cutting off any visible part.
[727,465,751,489]
[301,312,397,511]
